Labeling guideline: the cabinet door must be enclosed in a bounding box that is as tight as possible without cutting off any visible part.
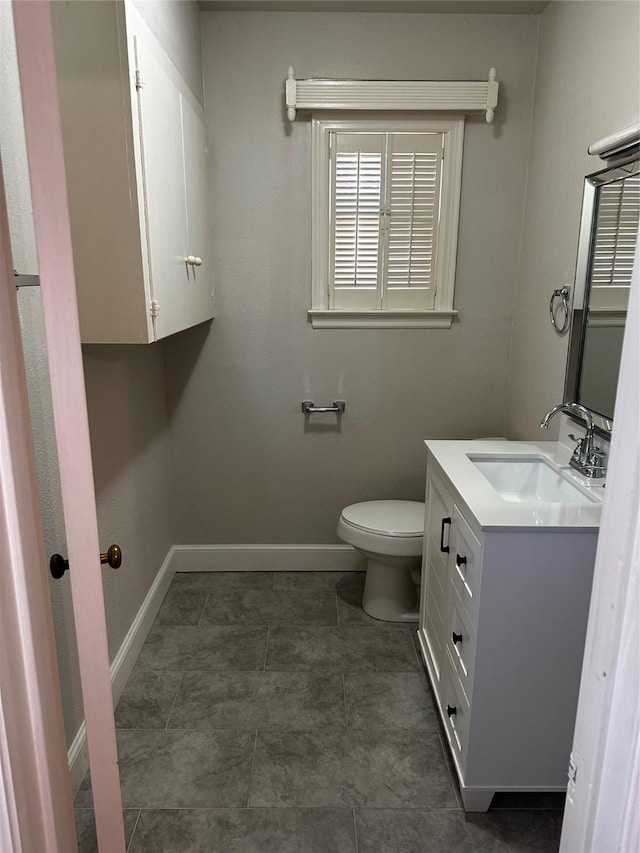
[134,34,188,341]
[181,95,215,329]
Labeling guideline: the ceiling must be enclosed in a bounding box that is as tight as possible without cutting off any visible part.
[199,1,550,13]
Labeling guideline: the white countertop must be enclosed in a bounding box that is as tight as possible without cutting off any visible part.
[425,439,604,532]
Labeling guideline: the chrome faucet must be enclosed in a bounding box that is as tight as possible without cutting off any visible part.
[540,403,606,479]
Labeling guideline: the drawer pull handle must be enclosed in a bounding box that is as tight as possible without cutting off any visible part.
[440,517,451,553]
[446,704,457,718]
[452,631,463,645]
[456,554,467,568]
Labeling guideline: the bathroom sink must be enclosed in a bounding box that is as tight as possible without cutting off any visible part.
[468,455,598,504]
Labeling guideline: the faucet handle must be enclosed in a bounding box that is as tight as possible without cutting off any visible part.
[584,449,607,479]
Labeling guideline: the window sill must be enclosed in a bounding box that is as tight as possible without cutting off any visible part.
[308,310,458,329]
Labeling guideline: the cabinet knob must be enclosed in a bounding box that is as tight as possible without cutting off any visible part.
[446,704,457,718]
[455,554,467,568]
[186,255,203,266]
[452,631,463,645]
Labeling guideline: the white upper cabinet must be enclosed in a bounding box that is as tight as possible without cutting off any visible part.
[52,1,214,344]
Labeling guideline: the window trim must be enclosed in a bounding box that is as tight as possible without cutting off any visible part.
[310,114,465,329]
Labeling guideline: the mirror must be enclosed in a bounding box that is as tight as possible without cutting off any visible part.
[565,152,639,434]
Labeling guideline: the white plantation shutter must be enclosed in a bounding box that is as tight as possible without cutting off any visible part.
[329,131,444,310]
[385,133,442,309]
[312,116,464,327]
[330,133,384,309]
[591,174,640,298]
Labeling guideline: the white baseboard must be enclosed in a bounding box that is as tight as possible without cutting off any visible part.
[172,544,366,573]
[67,722,89,799]
[67,547,176,795]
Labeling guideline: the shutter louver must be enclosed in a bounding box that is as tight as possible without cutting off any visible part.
[385,133,442,309]
[592,175,640,289]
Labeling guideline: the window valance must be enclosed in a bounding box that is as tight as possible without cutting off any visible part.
[285,66,499,123]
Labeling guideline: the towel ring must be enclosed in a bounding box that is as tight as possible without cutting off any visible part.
[549,286,571,334]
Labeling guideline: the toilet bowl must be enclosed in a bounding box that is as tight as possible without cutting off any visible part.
[337,500,425,622]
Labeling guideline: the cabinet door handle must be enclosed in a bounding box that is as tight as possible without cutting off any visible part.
[446,704,457,718]
[440,517,451,553]
[452,631,463,645]
[455,553,467,568]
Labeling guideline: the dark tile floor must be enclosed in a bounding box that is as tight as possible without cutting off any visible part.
[76,570,564,852]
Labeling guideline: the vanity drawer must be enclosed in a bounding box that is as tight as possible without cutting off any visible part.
[441,650,471,773]
[446,586,477,703]
[451,506,482,625]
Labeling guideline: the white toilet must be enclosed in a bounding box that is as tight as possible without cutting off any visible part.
[337,500,425,622]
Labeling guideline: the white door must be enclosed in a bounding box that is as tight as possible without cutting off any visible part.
[6,2,126,849]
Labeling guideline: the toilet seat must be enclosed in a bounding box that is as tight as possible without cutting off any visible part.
[340,500,424,538]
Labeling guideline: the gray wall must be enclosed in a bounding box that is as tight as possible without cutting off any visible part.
[164,10,539,544]
[133,0,204,105]
[1,1,174,747]
[82,344,173,666]
[504,0,639,439]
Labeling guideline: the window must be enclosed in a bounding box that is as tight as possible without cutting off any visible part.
[311,116,464,328]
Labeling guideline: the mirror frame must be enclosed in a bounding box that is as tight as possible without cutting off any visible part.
[564,150,639,437]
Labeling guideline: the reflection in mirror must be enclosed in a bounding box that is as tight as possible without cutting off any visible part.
[566,152,639,434]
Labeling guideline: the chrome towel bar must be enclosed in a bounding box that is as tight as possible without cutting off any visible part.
[302,400,346,414]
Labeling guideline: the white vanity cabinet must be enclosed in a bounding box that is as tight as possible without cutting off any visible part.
[52,1,215,344]
[418,443,600,812]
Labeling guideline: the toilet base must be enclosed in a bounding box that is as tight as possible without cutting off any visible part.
[362,559,420,622]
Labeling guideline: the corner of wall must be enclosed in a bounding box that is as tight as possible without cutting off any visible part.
[502,11,542,440]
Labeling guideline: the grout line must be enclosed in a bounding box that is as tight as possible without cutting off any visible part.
[352,807,359,853]
[196,592,209,628]
[124,808,142,853]
[164,672,186,731]
[246,730,259,808]
[116,805,469,812]
[342,672,349,731]
[262,626,270,671]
